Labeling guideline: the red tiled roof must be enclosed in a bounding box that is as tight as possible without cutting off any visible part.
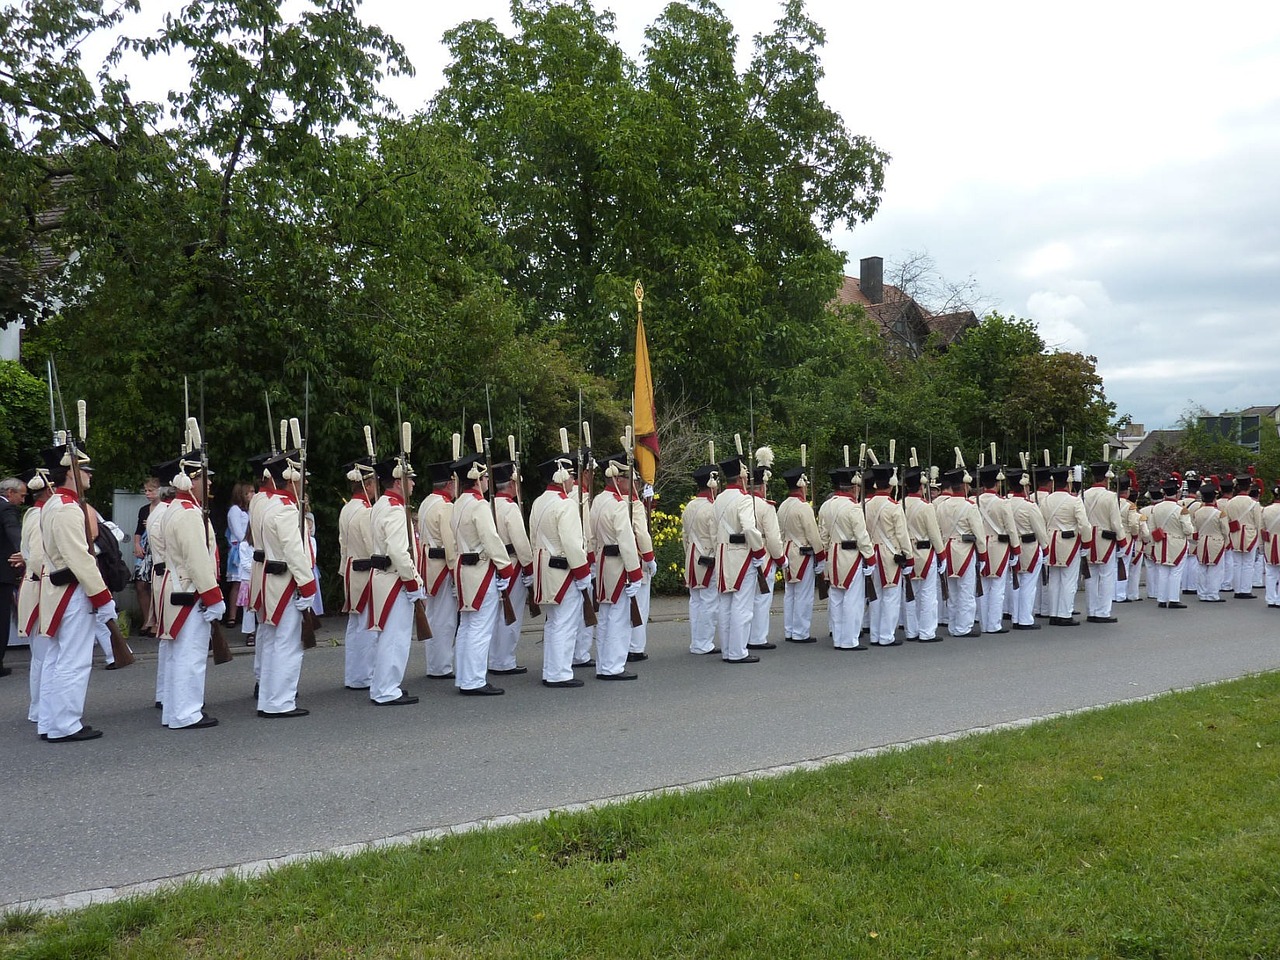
[831,276,976,348]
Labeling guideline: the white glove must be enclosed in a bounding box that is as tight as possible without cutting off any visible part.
[521,572,534,589]
[642,559,658,578]
[863,565,874,577]
[624,580,640,598]
[750,556,764,570]
[405,588,427,604]
[94,600,118,625]
[292,593,314,612]
[815,560,826,575]
[201,600,227,623]
[779,555,790,570]
[576,572,594,592]
[495,577,511,593]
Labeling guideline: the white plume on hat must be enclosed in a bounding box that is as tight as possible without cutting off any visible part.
[754,446,773,484]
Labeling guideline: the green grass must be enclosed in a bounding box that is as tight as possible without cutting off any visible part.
[7,673,1280,959]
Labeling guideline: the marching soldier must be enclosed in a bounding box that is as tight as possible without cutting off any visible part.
[489,460,534,676]
[338,456,377,690]
[817,465,875,650]
[1261,484,1280,607]
[778,466,824,645]
[1005,467,1048,631]
[1176,472,1201,595]
[1147,477,1194,608]
[417,458,459,681]
[37,437,116,741]
[682,463,720,654]
[974,463,1015,635]
[902,465,944,642]
[591,451,644,678]
[714,453,767,663]
[1038,465,1092,627]
[748,448,785,651]
[1081,462,1124,623]
[243,451,275,692]
[1191,481,1230,602]
[17,465,51,725]
[254,444,317,718]
[449,453,514,695]
[529,454,593,686]
[864,463,911,646]
[155,425,224,729]
[935,468,984,637]
[366,451,422,706]
[1224,474,1261,599]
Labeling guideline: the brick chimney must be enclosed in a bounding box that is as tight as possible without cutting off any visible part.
[860,256,883,305]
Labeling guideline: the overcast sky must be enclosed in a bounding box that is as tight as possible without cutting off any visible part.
[107,0,1280,431]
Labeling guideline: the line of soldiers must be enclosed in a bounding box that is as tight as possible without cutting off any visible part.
[15,408,1280,743]
[680,444,1280,657]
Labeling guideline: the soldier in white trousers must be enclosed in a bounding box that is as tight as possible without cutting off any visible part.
[1006,467,1048,631]
[778,467,823,645]
[935,468,983,637]
[682,464,720,653]
[489,461,534,675]
[902,466,944,642]
[1082,462,1123,624]
[1039,466,1092,627]
[530,455,593,686]
[338,457,378,690]
[591,452,644,678]
[1147,478,1194,608]
[253,443,318,718]
[37,438,118,741]
[817,466,874,650]
[864,463,911,646]
[366,446,423,706]
[1260,487,1280,606]
[417,459,459,681]
[155,430,225,729]
[1224,475,1261,599]
[748,448,785,650]
[974,464,1015,635]
[450,451,515,696]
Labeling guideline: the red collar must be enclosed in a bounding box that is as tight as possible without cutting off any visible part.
[981,488,999,495]
[174,491,199,506]
[835,490,857,500]
[1091,482,1107,489]
[352,493,370,506]
[544,484,567,497]
[870,490,892,499]
[725,483,745,493]
[465,489,485,501]
[907,492,925,499]
[274,490,297,506]
[383,491,405,507]
[1011,491,1029,499]
[432,489,453,503]
[497,494,515,503]
[699,490,716,501]
[787,491,806,500]
[55,486,80,502]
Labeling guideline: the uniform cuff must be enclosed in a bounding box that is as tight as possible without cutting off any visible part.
[297,578,317,598]
[1229,520,1241,532]
[816,550,828,561]
[749,548,765,561]
[87,588,113,609]
[522,563,534,576]
[640,550,655,563]
[198,586,223,607]
[496,564,515,580]
[400,578,418,590]
[571,562,591,579]
[626,566,643,583]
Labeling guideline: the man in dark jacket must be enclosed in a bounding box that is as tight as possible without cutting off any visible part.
[0,475,29,677]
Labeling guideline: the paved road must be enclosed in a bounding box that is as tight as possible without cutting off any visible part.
[4,590,1279,908]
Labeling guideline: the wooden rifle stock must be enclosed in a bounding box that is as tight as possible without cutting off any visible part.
[629,593,644,628]
[300,607,319,649]
[1080,556,1092,580]
[500,583,518,626]
[210,620,233,664]
[1041,562,1050,586]
[816,571,829,601]
[939,564,950,602]
[902,564,915,603]
[864,562,877,602]
[413,597,433,640]
[107,617,135,667]
[581,585,598,627]
[756,565,770,594]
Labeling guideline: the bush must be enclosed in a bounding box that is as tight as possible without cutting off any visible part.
[649,504,688,597]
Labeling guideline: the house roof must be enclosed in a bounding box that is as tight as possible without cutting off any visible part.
[831,276,977,347]
[1239,405,1279,418]
[1128,429,1186,461]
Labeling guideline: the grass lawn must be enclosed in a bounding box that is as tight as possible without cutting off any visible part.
[6,672,1280,959]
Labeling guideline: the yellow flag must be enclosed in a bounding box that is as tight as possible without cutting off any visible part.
[634,308,659,486]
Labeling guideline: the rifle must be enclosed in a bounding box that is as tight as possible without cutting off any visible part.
[747,391,762,593]
[194,382,232,665]
[49,364,134,667]
[563,426,597,628]
[857,442,878,603]
[477,423,518,627]
[288,411,319,651]
[509,433,541,618]
[895,441,915,604]
[624,421,645,628]
[1104,444,1129,583]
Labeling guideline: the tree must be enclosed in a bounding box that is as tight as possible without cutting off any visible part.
[0,360,48,476]
[431,0,888,416]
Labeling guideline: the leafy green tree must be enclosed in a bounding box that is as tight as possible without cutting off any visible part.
[0,360,49,476]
